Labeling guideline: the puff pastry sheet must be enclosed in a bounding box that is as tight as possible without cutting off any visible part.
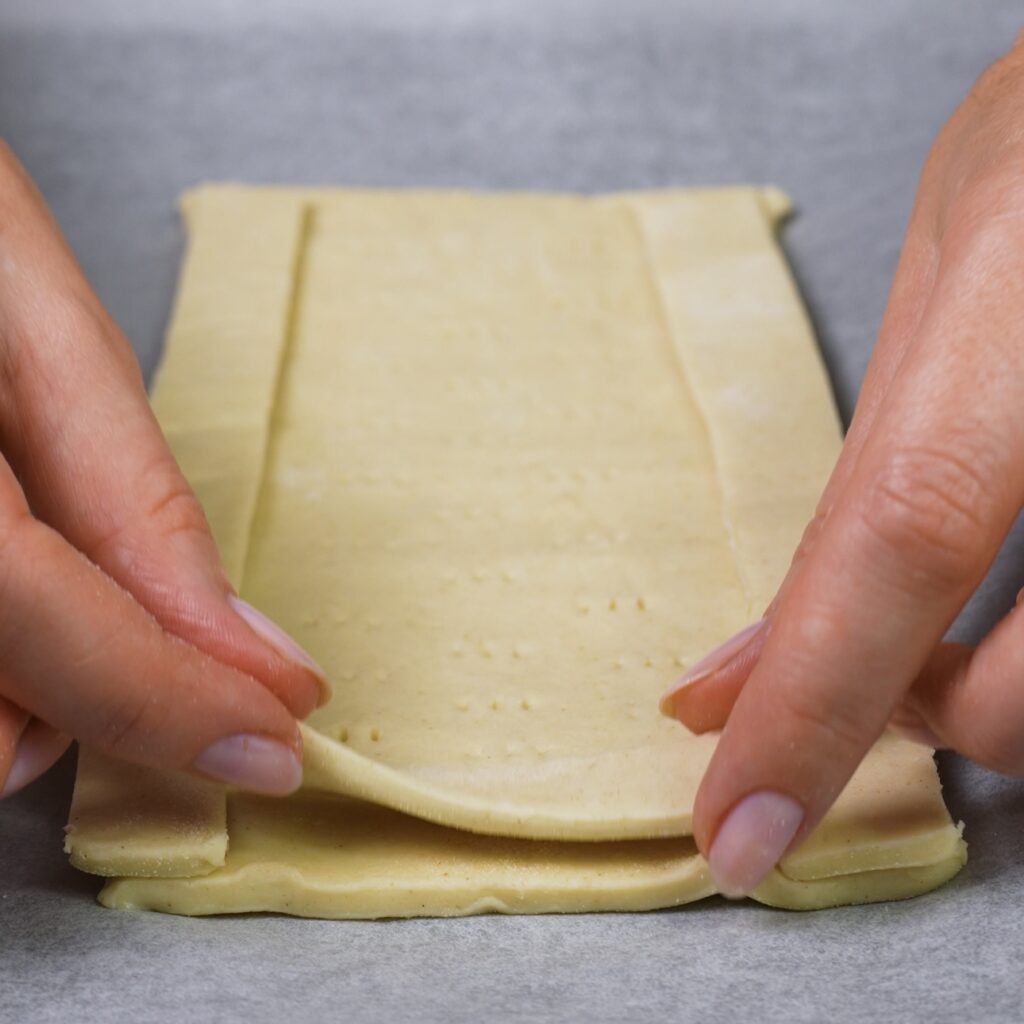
[65,185,966,916]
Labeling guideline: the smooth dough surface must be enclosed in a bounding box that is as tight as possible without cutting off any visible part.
[66,185,966,915]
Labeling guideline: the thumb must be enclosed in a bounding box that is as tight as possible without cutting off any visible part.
[890,616,1024,775]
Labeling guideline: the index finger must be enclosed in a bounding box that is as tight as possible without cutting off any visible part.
[0,144,328,720]
[0,457,303,796]
[692,208,1024,897]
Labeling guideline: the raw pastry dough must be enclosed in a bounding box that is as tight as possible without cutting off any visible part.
[65,185,966,915]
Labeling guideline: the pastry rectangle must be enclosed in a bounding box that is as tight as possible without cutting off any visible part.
[65,185,966,915]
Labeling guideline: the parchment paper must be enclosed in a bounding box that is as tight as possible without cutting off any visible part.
[1,2,1023,1021]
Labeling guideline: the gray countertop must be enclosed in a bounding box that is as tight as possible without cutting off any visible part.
[2,3,1023,1021]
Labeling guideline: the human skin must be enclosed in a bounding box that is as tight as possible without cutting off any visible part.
[661,34,1024,896]
[0,141,329,800]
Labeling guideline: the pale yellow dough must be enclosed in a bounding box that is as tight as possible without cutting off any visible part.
[65,185,966,916]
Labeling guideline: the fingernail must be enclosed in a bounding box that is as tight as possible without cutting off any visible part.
[192,734,303,795]
[228,596,331,702]
[659,619,766,716]
[0,725,71,799]
[708,790,804,899]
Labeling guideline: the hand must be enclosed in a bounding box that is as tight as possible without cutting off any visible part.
[660,36,1024,896]
[0,143,328,800]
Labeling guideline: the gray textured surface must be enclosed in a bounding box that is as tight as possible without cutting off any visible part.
[1,3,1023,1022]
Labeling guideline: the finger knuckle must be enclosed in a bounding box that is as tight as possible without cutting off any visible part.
[857,446,992,593]
[133,452,211,542]
[971,43,1024,103]
[91,462,211,565]
[793,510,829,566]
[943,163,1024,246]
[146,481,210,541]
[771,678,868,762]
[95,691,161,761]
